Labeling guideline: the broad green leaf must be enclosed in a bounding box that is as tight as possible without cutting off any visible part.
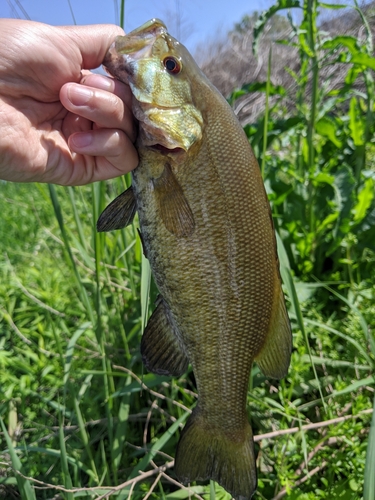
[333,165,356,233]
[298,24,315,58]
[315,117,342,147]
[353,178,374,223]
[349,97,365,146]
[312,172,335,186]
[229,81,286,102]
[351,52,375,70]
[321,35,359,53]
[326,165,356,254]
[318,2,348,8]
[316,212,338,235]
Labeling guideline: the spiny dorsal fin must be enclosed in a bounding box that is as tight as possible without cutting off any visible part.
[141,296,189,377]
[97,186,136,232]
[153,163,195,238]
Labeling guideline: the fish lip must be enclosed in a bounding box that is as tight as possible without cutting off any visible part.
[126,18,167,37]
[147,144,185,155]
[103,19,169,79]
[102,42,133,84]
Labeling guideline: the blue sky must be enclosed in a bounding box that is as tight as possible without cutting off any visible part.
[0,0,275,52]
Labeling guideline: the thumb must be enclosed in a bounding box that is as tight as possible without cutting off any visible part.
[61,24,125,70]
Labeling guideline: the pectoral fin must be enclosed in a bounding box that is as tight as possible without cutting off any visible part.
[141,296,189,377]
[153,164,195,238]
[255,287,292,379]
[97,186,136,232]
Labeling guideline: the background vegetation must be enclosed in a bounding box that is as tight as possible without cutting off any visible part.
[1,0,374,499]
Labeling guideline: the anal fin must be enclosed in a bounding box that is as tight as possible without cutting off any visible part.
[255,287,292,379]
[141,296,189,377]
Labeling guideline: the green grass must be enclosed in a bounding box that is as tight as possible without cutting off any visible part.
[1,0,375,498]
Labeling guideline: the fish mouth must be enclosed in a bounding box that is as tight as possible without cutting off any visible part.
[148,144,184,155]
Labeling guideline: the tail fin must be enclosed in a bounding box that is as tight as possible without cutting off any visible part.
[174,408,257,500]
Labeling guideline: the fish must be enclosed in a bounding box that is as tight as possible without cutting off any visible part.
[97,19,292,500]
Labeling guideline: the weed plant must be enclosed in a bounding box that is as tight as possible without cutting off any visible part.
[0,0,374,498]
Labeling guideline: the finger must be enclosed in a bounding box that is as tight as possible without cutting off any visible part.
[80,73,132,109]
[62,112,92,140]
[60,82,136,142]
[68,128,139,173]
[60,24,125,69]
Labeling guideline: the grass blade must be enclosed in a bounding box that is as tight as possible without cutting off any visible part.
[0,417,36,500]
[63,321,91,386]
[276,232,327,410]
[58,413,74,500]
[141,253,151,332]
[364,395,375,500]
[48,184,95,324]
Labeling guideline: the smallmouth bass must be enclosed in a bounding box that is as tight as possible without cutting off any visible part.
[98,19,292,500]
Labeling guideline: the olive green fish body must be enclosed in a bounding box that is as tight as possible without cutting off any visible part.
[99,19,292,500]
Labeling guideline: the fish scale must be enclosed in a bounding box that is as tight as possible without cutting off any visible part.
[98,18,292,500]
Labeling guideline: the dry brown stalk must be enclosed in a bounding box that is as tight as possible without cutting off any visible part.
[125,481,136,500]
[160,471,206,500]
[295,436,339,476]
[253,407,373,442]
[0,306,32,345]
[112,364,192,413]
[13,460,174,496]
[272,461,329,500]
[142,472,162,500]
[143,399,159,446]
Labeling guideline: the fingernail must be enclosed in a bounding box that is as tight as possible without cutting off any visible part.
[67,85,93,106]
[71,132,93,149]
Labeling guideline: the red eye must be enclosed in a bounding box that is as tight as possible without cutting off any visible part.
[163,56,181,74]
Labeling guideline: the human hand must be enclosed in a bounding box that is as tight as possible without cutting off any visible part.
[0,19,138,185]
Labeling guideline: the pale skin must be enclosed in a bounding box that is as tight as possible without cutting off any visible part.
[0,19,138,186]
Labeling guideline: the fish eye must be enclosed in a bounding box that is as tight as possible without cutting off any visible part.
[163,56,181,74]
